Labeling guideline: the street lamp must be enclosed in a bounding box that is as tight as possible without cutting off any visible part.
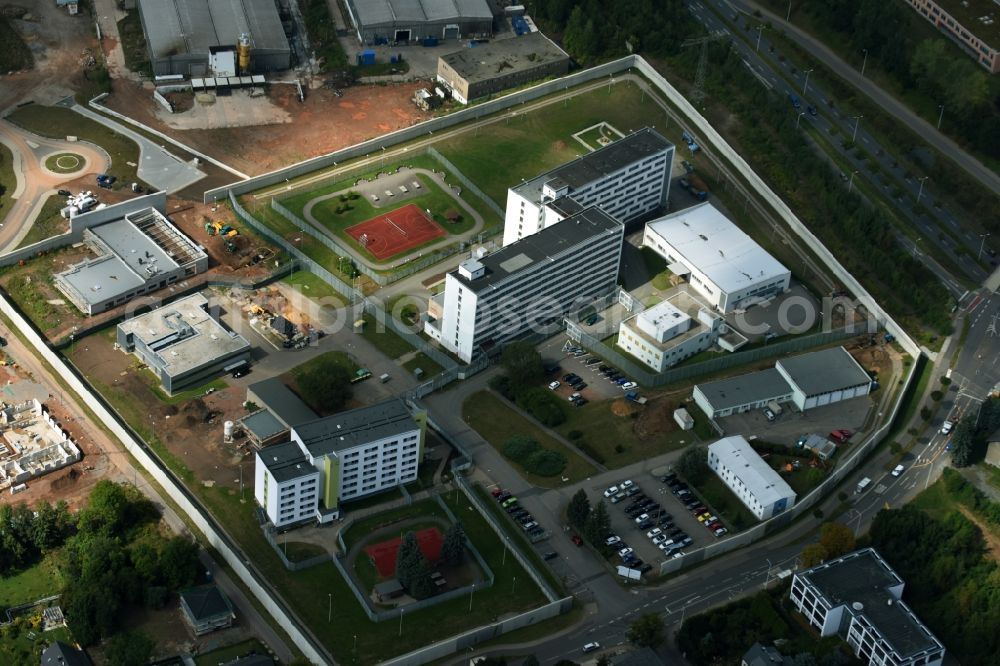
[851,115,863,143]
[755,25,765,52]
[398,608,404,636]
[979,233,992,262]
[328,593,332,622]
[916,176,929,204]
[802,68,814,95]
[786,0,792,22]
[848,170,860,194]
[937,104,945,130]
[764,558,772,590]
[861,48,868,78]
[795,111,806,129]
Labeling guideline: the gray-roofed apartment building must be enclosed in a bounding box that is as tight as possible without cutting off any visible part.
[137,0,290,77]
[54,207,207,315]
[436,32,569,104]
[790,548,945,666]
[502,127,674,246]
[344,0,494,44]
[117,293,250,394]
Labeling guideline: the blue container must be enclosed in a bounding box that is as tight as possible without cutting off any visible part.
[422,37,438,47]
[360,49,376,65]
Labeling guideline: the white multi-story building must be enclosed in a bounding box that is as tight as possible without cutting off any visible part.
[502,127,673,246]
[790,548,945,666]
[617,289,747,373]
[707,436,796,520]
[254,399,427,528]
[643,202,790,313]
[425,206,624,363]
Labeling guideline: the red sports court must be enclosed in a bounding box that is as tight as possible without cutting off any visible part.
[364,527,444,578]
[345,204,446,260]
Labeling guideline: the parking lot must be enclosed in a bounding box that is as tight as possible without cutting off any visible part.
[717,394,874,448]
[541,339,645,401]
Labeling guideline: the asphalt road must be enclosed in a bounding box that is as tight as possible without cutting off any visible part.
[686,0,988,294]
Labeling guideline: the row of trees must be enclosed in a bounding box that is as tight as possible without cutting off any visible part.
[948,397,1000,467]
[799,522,857,568]
[394,522,466,600]
[0,500,74,575]
[503,435,567,477]
[566,490,611,547]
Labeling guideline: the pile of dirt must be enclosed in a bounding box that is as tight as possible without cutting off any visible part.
[634,398,677,439]
[179,398,210,427]
[49,466,80,490]
[611,398,640,417]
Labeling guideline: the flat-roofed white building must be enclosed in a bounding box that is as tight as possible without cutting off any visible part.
[790,548,945,666]
[503,127,673,246]
[642,202,790,313]
[707,436,796,520]
[426,206,624,363]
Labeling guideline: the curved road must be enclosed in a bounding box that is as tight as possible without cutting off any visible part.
[0,120,110,251]
[731,0,1000,197]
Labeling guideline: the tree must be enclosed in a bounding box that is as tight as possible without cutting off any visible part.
[500,341,544,393]
[408,558,437,599]
[950,415,978,467]
[676,446,707,484]
[818,522,856,559]
[567,489,591,530]
[800,543,829,568]
[158,536,200,590]
[441,522,466,567]
[395,531,424,589]
[294,358,353,414]
[584,500,610,545]
[105,630,154,666]
[627,612,665,647]
[504,435,539,461]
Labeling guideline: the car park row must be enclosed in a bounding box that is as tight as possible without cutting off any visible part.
[490,487,547,542]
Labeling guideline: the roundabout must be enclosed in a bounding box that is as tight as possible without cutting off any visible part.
[44,152,86,174]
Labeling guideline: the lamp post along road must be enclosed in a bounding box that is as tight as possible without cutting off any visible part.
[861,49,868,77]
[852,115,863,143]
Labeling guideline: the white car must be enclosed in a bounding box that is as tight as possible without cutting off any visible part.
[604,535,621,547]
[567,392,582,402]
[633,513,650,524]
[617,547,634,558]
[941,420,954,435]
[621,381,638,390]
[891,464,905,477]
[548,381,560,390]
[651,534,668,545]
[582,642,601,653]
[620,479,634,490]
[603,485,619,498]
[646,527,662,539]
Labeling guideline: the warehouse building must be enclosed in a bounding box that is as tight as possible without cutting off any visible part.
[137,0,290,77]
[254,399,428,527]
[693,346,872,419]
[345,0,494,44]
[708,436,796,520]
[54,207,208,316]
[425,207,624,363]
[617,290,747,373]
[436,32,569,104]
[117,293,251,394]
[503,127,674,246]
[790,548,945,666]
[643,202,790,314]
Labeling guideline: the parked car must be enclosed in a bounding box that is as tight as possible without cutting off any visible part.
[829,429,852,443]
[57,189,72,196]
[891,464,905,477]
[634,513,651,524]
[620,479,634,489]
[639,563,653,574]
[637,519,654,530]
[713,527,728,538]
[548,381,561,390]
[585,358,601,365]
[604,535,622,547]
[542,550,558,561]
[528,527,545,537]
[763,407,776,421]
[521,521,539,531]
[571,534,584,546]
[621,381,638,390]
[582,642,601,653]
[661,472,677,483]
[571,381,588,391]
[625,486,642,497]
[603,485,620,498]
[646,527,662,539]
[651,534,668,545]
[609,492,627,504]
[574,397,589,407]
[617,547,634,558]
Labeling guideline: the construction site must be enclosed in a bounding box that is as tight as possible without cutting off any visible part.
[0,400,82,494]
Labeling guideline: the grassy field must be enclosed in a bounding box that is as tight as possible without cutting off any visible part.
[402,352,445,379]
[5,105,146,189]
[280,270,347,306]
[462,391,596,487]
[0,142,19,228]
[282,541,329,562]
[340,499,448,552]
[14,195,69,249]
[193,639,270,666]
[696,473,756,532]
[44,152,85,174]
[0,551,64,607]
[556,400,701,468]
[434,80,670,205]
[357,312,417,359]
[0,15,32,72]
[1,624,73,666]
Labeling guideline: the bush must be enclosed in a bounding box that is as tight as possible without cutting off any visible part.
[890,442,902,455]
[516,387,567,426]
[488,374,514,400]
[930,390,943,401]
[503,435,538,461]
[526,449,567,476]
[920,406,932,421]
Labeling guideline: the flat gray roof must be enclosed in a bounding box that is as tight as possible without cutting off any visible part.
[138,0,289,60]
[451,206,622,294]
[118,293,250,378]
[801,548,943,659]
[293,399,417,457]
[440,32,567,84]
[247,378,318,428]
[257,440,314,483]
[777,346,871,397]
[696,368,792,411]
[513,127,673,204]
[353,0,492,27]
[240,409,287,442]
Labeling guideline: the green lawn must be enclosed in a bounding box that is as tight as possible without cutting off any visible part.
[356,312,416,360]
[462,391,597,487]
[5,105,147,190]
[290,350,360,379]
[0,15,32,72]
[0,551,64,607]
[434,80,672,205]
[0,624,73,666]
[1,142,19,228]
[763,452,829,498]
[338,486,403,514]
[15,195,69,249]
[556,399,701,468]
[695,473,756,532]
[402,352,445,379]
[150,374,229,405]
[193,639,270,666]
[341,500,448,552]
[44,152,85,174]
[281,541,329,562]
[280,270,347,306]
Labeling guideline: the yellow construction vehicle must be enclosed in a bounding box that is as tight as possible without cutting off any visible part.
[225,229,239,237]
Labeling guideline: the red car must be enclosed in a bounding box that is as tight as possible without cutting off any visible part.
[571,534,584,547]
[829,429,852,443]
[491,487,505,498]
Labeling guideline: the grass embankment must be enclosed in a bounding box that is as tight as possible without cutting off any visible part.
[15,194,70,249]
[0,142,20,227]
[0,15,32,72]
[5,105,145,189]
[462,391,597,487]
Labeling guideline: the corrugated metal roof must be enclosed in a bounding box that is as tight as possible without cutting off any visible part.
[353,0,492,28]
[139,0,288,59]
